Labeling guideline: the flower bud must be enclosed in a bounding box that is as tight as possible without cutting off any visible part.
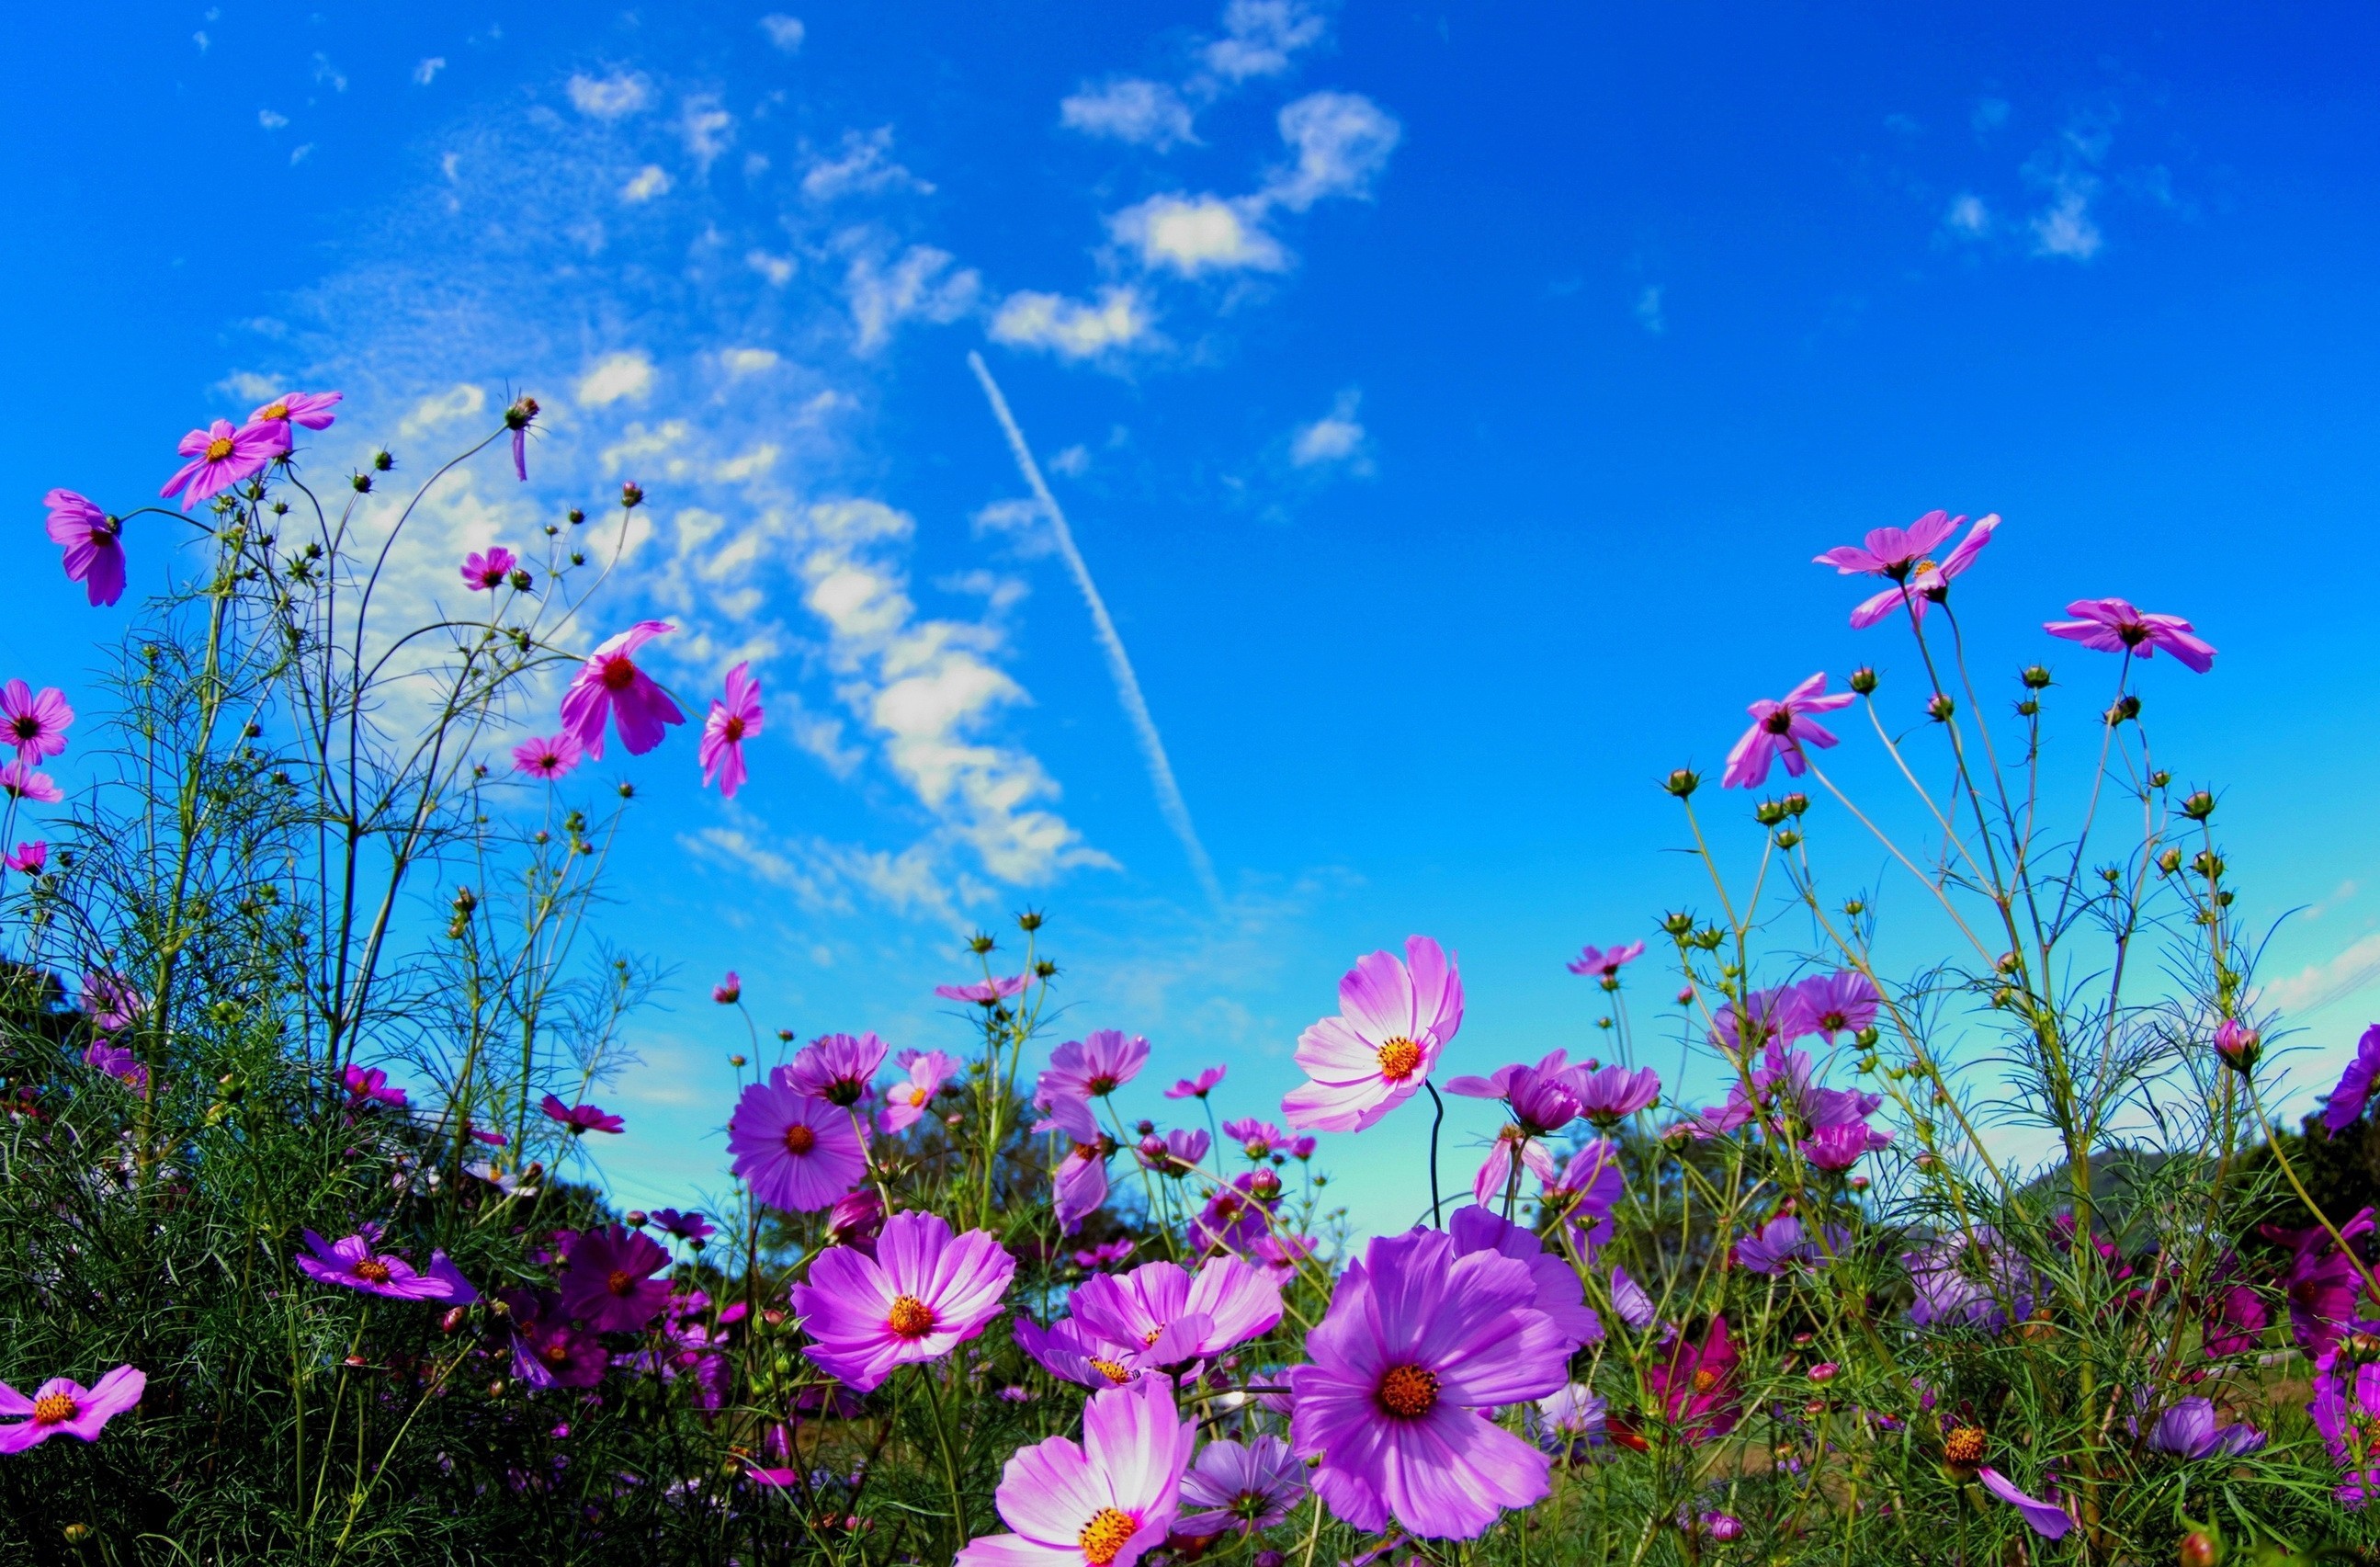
[567,507,585,525]
[2193,850,2224,881]
[728,1054,747,1068]
[1035,960,1059,979]
[372,449,394,471]
[351,472,373,494]
[1854,1025,1880,1050]
[2178,1531,2219,1567]
[1755,800,1787,827]
[1783,792,1810,817]
[2015,698,2040,717]
[2214,1018,2260,1074]
[1660,911,1694,937]
[440,1306,468,1334]
[1773,829,1802,849]
[2156,846,2182,875]
[1927,693,1955,722]
[2182,789,2216,821]
[62,1524,94,1544]
[507,567,534,592]
[2148,769,2171,789]
[1017,909,1045,931]
[1848,666,1878,696]
[2105,694,2141,726]
[2021,664,2053,689]
[505,395,540,431]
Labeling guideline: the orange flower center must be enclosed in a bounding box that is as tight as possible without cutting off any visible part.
[355,1259,393,1284]
[886,1294,936,1339]
[599,655,640,691]
[542,1341,572,1367]
[31,1391,76,1425]
[1692,1367,1720,1393]
[1140,1326,1166,1347]
[1944,1426,1987,1466]
[723,716,745,742]
[1078,1506,1138,1566]
[260,402,289,421]
[606,1268,637,1297]
[902,1086,927,1107]
[784,1123,817,1155]
[1090,1358,1133,1385]
[1375,1038,1422,1082]
[1377,1363,1440,1418]
[204,435,236,462]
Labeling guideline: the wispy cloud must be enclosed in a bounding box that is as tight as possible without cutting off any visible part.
[758,15,806,53]
[1199,0,1328,84]
[414,58,447,87]
[845,243,980,354]
[990,289,1153,360]
[2262,930,2380,1021]
[1289,389,1366,469]
[1111,194,1286,276]
[620,165,672,204]
[1061,79,1199,151]
[1633,284,1665,334]
[1262,91,1401,210]
[568,71,652,120]
[804,128,932,200]
[2024,115,2114,262]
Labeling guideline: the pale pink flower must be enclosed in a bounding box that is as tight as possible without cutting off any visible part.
[955,1377,1193,1567]
[44,490,126,607]
[512,732,583,780]
[1816,510,2000,629]
[1282,936,1464,1133]
[882,1049,961,1134]
[246,390,343,432]
[0,762,62,803]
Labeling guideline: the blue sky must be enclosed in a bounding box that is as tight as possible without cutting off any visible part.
[9,2,2380,1235]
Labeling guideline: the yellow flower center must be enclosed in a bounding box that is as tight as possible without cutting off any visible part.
[355,1258,392,1284]
[541,1341,571,1367]
[259,402,289,421]
[886,1294,936,1340]
[1375,1037,1422,1082]
[1377,1363,1440,1418]
[1140,1326,1165,1347]
[1089,1358,1132,1385]
[606,1268,637,1297]
[1944,1426,1987,1466]
[784,1123,817,1155]
[1078,1507,1138,1566]
[902,1086,927,1107]
[1692,1367,1719,1393]
[31,1391,76,1425]
[204,435,236,462]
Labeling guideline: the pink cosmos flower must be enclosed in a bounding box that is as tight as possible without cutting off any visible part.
[790,1209,1016,1392]
[539,1094,624,1135]
[1542,1139,1625,1255]
[512,732,583,780]
[83,1040,147,1092]
[1176,1435,1307,1536]
[937,973,1029,1006]
[728,1079,868,1212]
[1448,1057,1581,1205]
[6,841,45,875]
[882,1049,961,1133]
[504,1288,607,1389]
[2324,1024,2380,1133]
[1165,1064,1226,1099]
[296,1228,472,1301]
[1014,1312,1143,1390]
[0,681,74,763]
[160,418,282,510]
[1074,1239,1135,1270]
[80,971,142,1030]
[1797,970,1881,1039]
[652,1209,715,1244]
[1042,1030,1151,1106]
[1221,1118,1289,1160]
[341,1064,408,1108]
[1189,1173,1279,1256]
[1449,1206,1602,1350]
[44,490,127,607]
[1287,1226,1570,1539]
[1566,940,1645,979]
[0,1366,145,1453]
[1608,1266,1657,1333]
[247,390,343,432]
[1734,1214,1847,1276]
[1815,510,2000,629]
[1,762,62,803]
[1642,1316,1743,1444]
[558,1223,674,1332]
[712,971,742,1005]
[1282,935,1463,1134]
[1569,1063,1661,1125]
[1722,673,1853,790]
[700,662,764,800]
[2043,597,2216,673]
[955,1377,1193,1567]
[1069,1255,1286,1369]
[560,621,686,760]
[1054,1133,1113,1237]
[2313,1356,2380,1506]
[1978,1467,2071,1540]
[1138,1127,1210,1175]
[825,1187,888,1255]
[461,547,518,592]
[1803,1120,1877,1172]
[779,1031,889,1107]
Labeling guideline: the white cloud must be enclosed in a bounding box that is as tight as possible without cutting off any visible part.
[1202,0,1327,82]
[1290,390,1365,466]
[396,383,488,440]
[759,14,806,51]
[1263,91,1401,211]
[1634,284,1665,334]
[290,144,313,166]
[991,289,1152,360]
[2261,931,2380,1020]
[747,249,797,286]
[1048,445,1090,476]
[719,346,780,378]
[414,57,447,86]
[194,29,208,51]
[1111,193,1286,276]
[1060,79,1197,151]
[214,369,280,403]
[313,52,347,92]
[568,71,652,120]
[259,108,289,130]
[2029,177,2102,260]
[803,127,932,200]
[680,95,734,173]
[1944,193,1990,238]
[620,165,673,203]
[846,244,980,355]
[577,351,657,407]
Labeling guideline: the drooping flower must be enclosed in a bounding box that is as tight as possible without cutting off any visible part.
[651,1209,715,1244]
[161,418,283,509]
[539,1094,624,1135]
[882,1049,961,1133]
[2145,1397,2266,1459]
[1286,1226,1570,1539]
[1221,1118,1290,1161]
[2264,1209,2374,1356]
[1282,935,1463,1134]
[503,1288,607,1389]
[1176,1435,1306,1536]
[1567,940,1646,980]
[511,732,583,780]
[1055,1134,1114,1237]
[0,1366,145,1452]
[954,1376,1193,1567]
[2043,597,2216,673]
[80,971,142,1030]
[789,1209,1015,1392]
[247,389,343,433]
[2324,1025,2380,1134]
[779,1031,888,1107]
[560,620,686,760]
[699,662,764,800]
[504,395,538,480]
[0,681,73,763]
[341,1064,408,1108]
[5,841,45,875]
[1721,673,1854,791]
[1733,1214,1848,1276]
[1448,1053,1581,1204]
[1797,970,1880,1039]
[1069,1255,1286,1369]
[712,971,742,1005]
[1977,1468,2072,1540]
[1608,1266,1657,1333]
[0,762,62,803]
[1904,1227,2034,1332]
[824,1187,887,1255]
[1541,1139,1626,1255]
[2311,1356,2380,1506]
[1138,1127,1209,1175]
[1568,1063,1660,1125]
[295,1228,470,1301]
[1534,1384,1608,1459]
[44,490,127,607]
[1449,1207,1601,1349]
[935,973,1029,1006]
[1165,1064,1226,1099]
[1040,1029,1152,1107]
[727,1080,868,1213]
[558,1223,674,1332]
[1817,511,2000,630]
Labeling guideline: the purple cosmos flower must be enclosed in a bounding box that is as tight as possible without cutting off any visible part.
[1177,1436,1306,1536]
[936,972,1029,1006]
[161,418,283,510]
[558,1224,673,1332]
[1222,1118,1290,1160]
[824,1187,887,1256]
[6,841,45,875]
[1071,1255,1286,1369]
[247,390,342,433]
[0,681,73,764]
[1803,1121,1878,1172]
[44,490,127,607]
[779,1031,888,1107]
[504,1288,607,1389]
[1797,970,1879,1039]
[2145,1396,2265,1459]
[1978,1468,2071,1540]
[1817,510,2000,629]
[1722,673,1854,791]
[650,1209,714,1244]
[790,1209,1015,1392]
[1449,1206,1601,1349]
[83,1040,147,1092]
[1568,1063,1660,1125]
[1283,935,1464,1134]
[560,620,686,760]
[1166,1064,1226,1099]
[1708,985,1815,1059]
[1139,1127,1210,1175]
[1905,1227,2034,1331]
[2313,1356,2380,1506]
[882,1048,961,1133]
[296,1228,470,1301]
[1041,1029,1152,1107]
[1567,940,1645,980]
[0,1366,145,1453]
[1449,1054,1581,1204]
[2325,1025,2380,1133]
[1055,1134,1113,1237]
[1074,1239,1135,1270]
[1,762,62,803]
[341,1065,408,1108]
[1189,1173,1279,1256]
[539,1094,624,1135]
[460,547,518,592]
[1608,1266,1657,1333]
[511,732,582,780]
[2200,1255,2270,1357]
[1287,1226,1570,1539]
[1734,1214,1848,1276]
[712,971,741,1005]
[2044,597,2216,673]
[955,1376,1193,1567]
[80,971,142,1030]
[1535,1384,1608,1458]
[2266,1209,2374,1356]
[1014,1312,1143,1390]
[728,1079,868,1213]
[698,662,764,801]
[1542,1139,1625,1255]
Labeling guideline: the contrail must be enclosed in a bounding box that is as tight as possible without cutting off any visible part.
[968,351,1224,910]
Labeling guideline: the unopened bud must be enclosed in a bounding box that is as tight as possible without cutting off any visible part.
[2182,789,2216,821]
[626,1210,648,1227]
[2178,1532,2218,1567]
[1017,909,1044,931]
[2021,664,2053,689]
[2106,694,2141,725]
[1783,792,1809,817]
[508,567,534,592]
[2157,847,2182,875]
[62,1524,94,1544]
[1661,911,1694,937]
[505,395,540,431]
[619,482,644,509]
[1662,768,1701,799]
[1848,666,1878,696]
[440,1306,467,1334]
[1927,693,1955,722]
[2214,1019,2260,1075]
[1755,800,1787,827]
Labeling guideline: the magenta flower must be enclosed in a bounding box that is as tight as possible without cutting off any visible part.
[2044,596,2216,673]
[712,971,742,1005]
[1978,1468,2071,1540]
[296,1228,471,1301]
[790,1209,1015,1392]
[1449,1051,1581,1202]
[2201,1255,2270,1357]
[1075,1239,1135,1270]
[882,1049,960,1133]
[1041,1029,1152,1107]
[1722,673,1853,790]
[2313,1357,2380,1506]
[1733,1214,1847,1276]
[1189,1173,1278,1256]
[341,1064,408,1108]
[1708,986,1814,1059]
[1803,1121,1877,1172]
[1,762,62,804]
[1176,1435,1306,1536]
[700,662,764,800]
[560,620,686,760]
[728,1080,867,1212]
[2325,1024,2380,1133]
[539,1093,624,1135]
[160,418,282,510]
[1287,1226,1570,1539]
[80,971,142,1030]
[1643,1316,1742,1444]
[2267,1209,2374,1356]
[652,1209,715,1244]
[83,1040,147,1092]
[1449,1206,1601,1350]
[6,841,45,874]
[825,1187,887,1255]
[1165,1064,1226,1099]
[247,390,343,432]
[1542,1139,1625,1255]
[1054,1134,1113,1237]
[1138,1127,1210,1175]
[461,547,518,592]
[780,1031,888,1107]
[1283,935,1463,1134]
[504,1289,606,1388]
[2145,1397,2265,1460]
[955,1377,1193,1567]
[1797,970,1880,1039]
[0,681,73,763]
[559,1223,674,1332]
[0,1366,145,1453]
[1569,1063,1660,1125]
[511,732,583,780]
[1015,1312,1143,1390]
[1815,510,2000,629]
[44,490,127,607]
[1070,1255,1286,1368]
[936,972,1029,1006]
[1566,940,1645,979]
[1221,1118,1289,1160]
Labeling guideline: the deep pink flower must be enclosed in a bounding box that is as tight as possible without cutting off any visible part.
[1707,986,1814,1061]
[341,1064,408,1108]
[729,1080,867,1212]
[2313,1357,2380,1506]
[160,418,282,510]
[790,1210,1015,1392]
[1040,1030,1151,1115]
[6,841,45,874]
[1449,1057,1580,1205]
[560,621,686,760]
[1978,1468,2071,1540]
[955,1377,1192,1567]
[44,490,126,607]
[936,973,1029,1006]
[1804,1121,1877,1172]
[1542,1139,1625,1255]
[461,547,518,592]
[1,681,73,763]
[1722,673,1853,790]
[1449,1206,1601,1349]
[712,971,742,1005]
[651,1209,715,1244]
[779,1031,888,1107]
[1283,935,1463,1133]
[2263,1209,2374,1356]
[296,1228,471,1301]
[825,1187,888,1256]
[1138,1127,1210,1175]
[80,971,142,1030]
[539,1094,623,1135]
[247,390,343,432]
[1165,1064,1226,1099]
[83,1040,147,1092]
[1069,1255,1285,1369]
[1054,1134,1113,1237]
[1569,1063,1661,1125]
[511,732,583,780]
[2043,597,2216,673]
[1176,1435,1306,1536]
[2326,1025,2380,1134]
[504,1288,608,1388]
[1,762,62,804]
[1189,1173,1279,1256]
[1221,1118,1288,1160]
[2201,1255,2270,1357]
[558,1224,673,1332]
[0,1366,145,1452]
[1643,1316,1742,1444]
[1566,940,1645,979]
[1816,510,2000,629]
[1074,1239,1135,1270]
[1797,970,1880,1040]
[700,662,764,800]
[882,1049,961,1133]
